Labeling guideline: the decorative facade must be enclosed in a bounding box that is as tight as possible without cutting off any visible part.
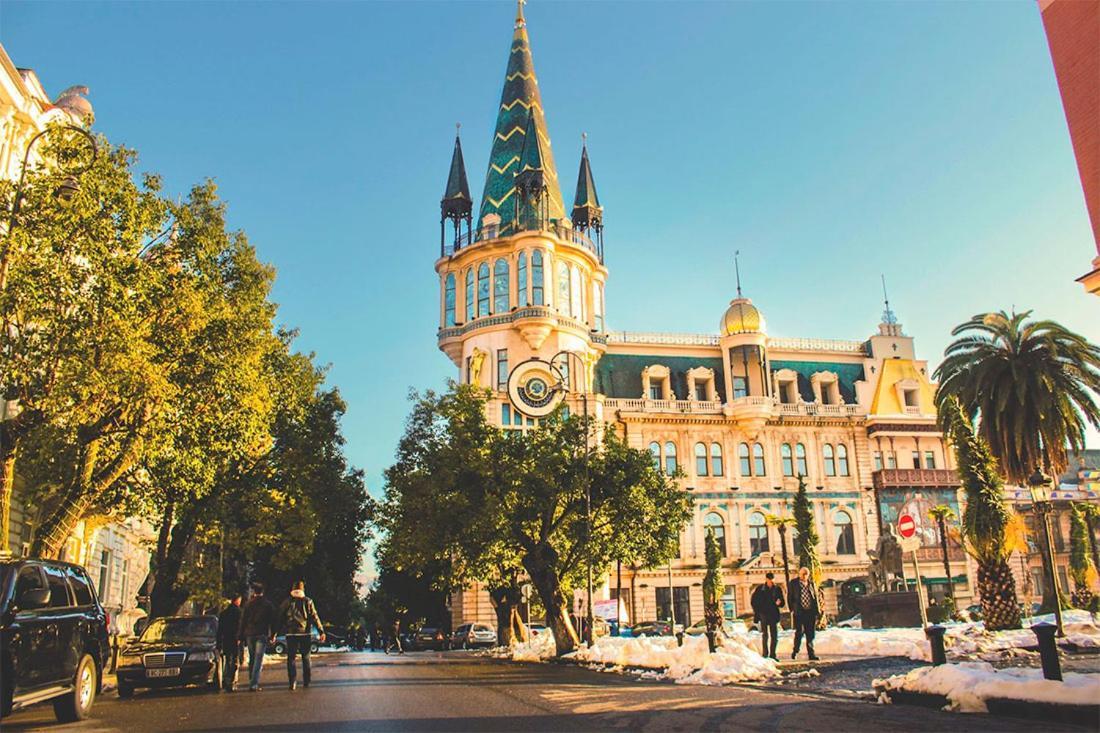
[434,5,973,629]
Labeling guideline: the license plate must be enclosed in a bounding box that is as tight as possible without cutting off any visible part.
[146,667,180,678]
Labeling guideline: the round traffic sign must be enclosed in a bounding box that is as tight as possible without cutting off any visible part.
[897,513,917,539]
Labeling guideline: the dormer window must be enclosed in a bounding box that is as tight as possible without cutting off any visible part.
[650,383,663,400]
[903,389,919,408]
[811,371,842,405]
[773,368,800,404]
[641,364,673,401]
[894,378,923,414]
[686,367,717,402]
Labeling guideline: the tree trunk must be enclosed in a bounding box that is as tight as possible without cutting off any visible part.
[511,608,528,643]
[522,545,578,656]
[150,507,200,618]
[937,517,954,603]
[0,448,16,555]
[489,587,516,647]
[978,559,1022,631]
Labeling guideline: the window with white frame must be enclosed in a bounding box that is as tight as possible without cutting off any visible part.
[753,443,766,476]
[517,252,528,307]
[823,444,836,477]
[748,512,769,555]
[781,443,794,477]
[739,443,751,476]
[710,443,723,477]
[695,443,708,476]
[837,443,850,476]
[664,442,678,475]
[444,274,456,327]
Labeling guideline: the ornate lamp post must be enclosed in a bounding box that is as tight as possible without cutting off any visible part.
[1028,468,1064,637]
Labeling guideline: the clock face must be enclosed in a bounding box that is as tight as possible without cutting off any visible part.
[507,360,564,418]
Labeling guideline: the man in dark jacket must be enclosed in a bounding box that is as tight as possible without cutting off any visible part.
[239,582,277,691]
[217,594,243,691]
[750,572,784,660]
[278,580,326,690]
[788,566,820,660]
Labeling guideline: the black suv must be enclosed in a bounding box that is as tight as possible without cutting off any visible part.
[0,558,111,722]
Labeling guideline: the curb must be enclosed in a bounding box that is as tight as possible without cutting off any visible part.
[875,687,1099,727]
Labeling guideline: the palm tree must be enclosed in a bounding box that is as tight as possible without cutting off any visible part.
[934,310,1100,483]
[943,397,1022,630]
[927,505,957,608]
[765,512,797,597]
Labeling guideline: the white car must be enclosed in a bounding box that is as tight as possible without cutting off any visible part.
[836,614,862,629]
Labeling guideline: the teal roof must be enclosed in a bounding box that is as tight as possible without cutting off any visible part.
[443,133,471,203]
[477,8,565,237]
[770,360,865,404]
[573,143,599,210]
[595,354,727,401]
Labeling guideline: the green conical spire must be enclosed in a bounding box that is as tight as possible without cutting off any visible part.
[477,0,565,238]
[572,136,600,211]
[442,126,471,208]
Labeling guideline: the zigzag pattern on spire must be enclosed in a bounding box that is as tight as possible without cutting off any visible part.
[477,18,564,236]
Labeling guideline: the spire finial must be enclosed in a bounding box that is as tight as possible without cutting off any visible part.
[516,0,526,28]
[734,250,743,298]
[455,121,461,138]
[582,131,588,149]
[880,273,898,326]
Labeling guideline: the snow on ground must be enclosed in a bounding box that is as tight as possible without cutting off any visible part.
[874,661,1100,713]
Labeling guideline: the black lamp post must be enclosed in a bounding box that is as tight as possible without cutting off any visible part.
[1027,468,1064,637]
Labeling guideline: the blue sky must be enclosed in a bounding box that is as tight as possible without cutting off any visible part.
[4,1,1096,520]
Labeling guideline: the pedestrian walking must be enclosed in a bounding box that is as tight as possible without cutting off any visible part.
[788,567,820,661]
[278,580,326,690]
[239,582,277,691]
[750,572,784,660]
[384,617,404,655]
[217,593,243,691]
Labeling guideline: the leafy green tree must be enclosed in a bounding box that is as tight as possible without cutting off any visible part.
[934,311,1100,484]
[928,505,957,605]
[1069,504,1096,609]
[943,396,1022,630]
[381,384,690,656]
[791,475,820,583]
[1,130,168,554]
[702,527,723,653]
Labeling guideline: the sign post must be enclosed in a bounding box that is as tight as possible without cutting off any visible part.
[897,512,928,627]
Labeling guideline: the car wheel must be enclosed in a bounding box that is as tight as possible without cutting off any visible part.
[310,643,319,654]
[274,643,286,655]
[54,653,96,723]
[117,683,134,699]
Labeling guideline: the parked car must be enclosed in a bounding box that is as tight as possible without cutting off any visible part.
[412,627,448,651]
[1,558,110,723]
[630,620,672,637]
[271,631,321,655]
[835,614,862,629]
[684,619,741,638]
[451,623,497,649]
[115,616,220,698]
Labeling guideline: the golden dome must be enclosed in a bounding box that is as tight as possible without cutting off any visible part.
[721,297,766,336]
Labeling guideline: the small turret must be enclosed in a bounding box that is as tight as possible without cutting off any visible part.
[514,110,550,230]
[572,133,603,259]
[441,124,473,255]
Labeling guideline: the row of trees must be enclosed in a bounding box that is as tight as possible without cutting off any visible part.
[1,127,371,621]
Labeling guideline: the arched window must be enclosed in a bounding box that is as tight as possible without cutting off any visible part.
[594,282,605,331]
[781,443,794,477]
[753,443,766,476]
[739,443,751,476]
[749,512,769,555]
[493,258,509,313]
[796,443,808,477]
[465,268,474,321]
[834,511,855,555]
[823,443,836,477]
[695,443,708,477]
[704,512,726,556]
[444,274,455,327]
[837,443,850,476]
[649,442,661,470]
[556,261,570,315]
[570,265,582,319]
[477,262,490,317]
[711,443,724,477]
[517,252,528,307]
[531,251,544,306]
[664,441,678,475]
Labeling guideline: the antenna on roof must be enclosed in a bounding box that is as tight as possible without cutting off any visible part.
[734,250,743,298]
[881,274,897,325]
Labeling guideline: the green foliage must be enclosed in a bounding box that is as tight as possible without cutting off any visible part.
[934,310,1100,484]
[380,383,691,655]
[791,475,820,583]
[702,526,723,644]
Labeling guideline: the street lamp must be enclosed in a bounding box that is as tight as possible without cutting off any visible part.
[1027,468,1064,637]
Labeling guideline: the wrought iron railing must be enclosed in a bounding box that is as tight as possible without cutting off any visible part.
[442,220,602,262]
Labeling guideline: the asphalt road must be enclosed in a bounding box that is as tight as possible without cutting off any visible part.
[2,650,1088,732]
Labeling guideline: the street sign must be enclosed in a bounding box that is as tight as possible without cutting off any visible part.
[521,583,532,602]
[897,512,917,539]
[899,536,921,553]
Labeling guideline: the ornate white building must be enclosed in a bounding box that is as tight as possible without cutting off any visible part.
[435,5,972,628]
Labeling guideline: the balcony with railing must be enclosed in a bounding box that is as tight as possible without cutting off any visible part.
[438,306,598,340]
[872,468,960,489]
[442,220,603,262]
[602,395,867,418]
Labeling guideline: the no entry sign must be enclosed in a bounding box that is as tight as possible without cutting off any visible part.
[897,512,917,539]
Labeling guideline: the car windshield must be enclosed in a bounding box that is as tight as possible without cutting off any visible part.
[141,617,217,643]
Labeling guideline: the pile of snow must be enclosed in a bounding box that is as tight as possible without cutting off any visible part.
[875,662,1100,713]
[509,630,558,662]
[780,627,930,661]
[567,633,779,684]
